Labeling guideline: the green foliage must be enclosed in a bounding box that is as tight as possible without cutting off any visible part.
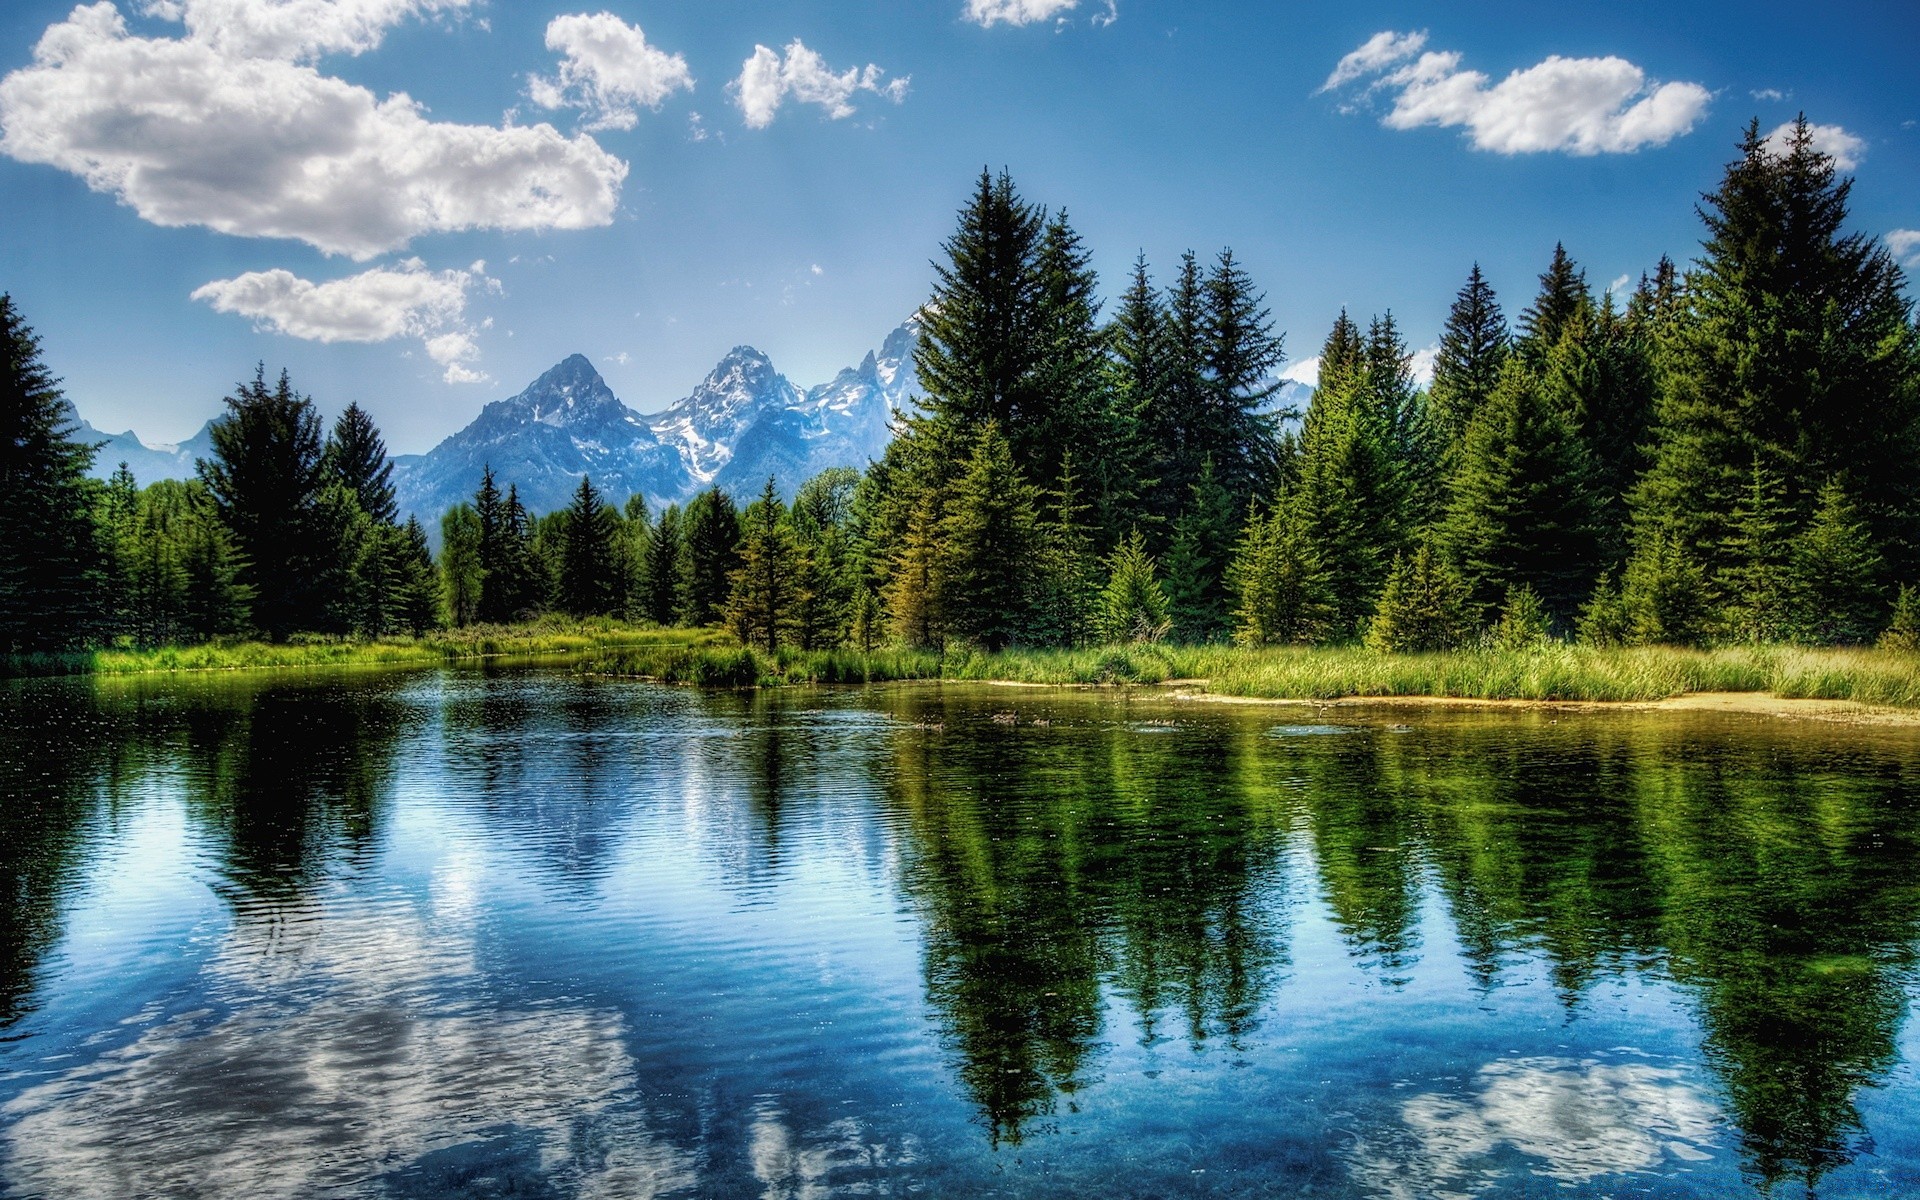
[886,489,946,649]
[324,402,397,525]
[1428,264,1510,472]
[941,423,1040,650]
[1097,528,1171,644]
[1366,542,1475,654]
[558,475,622,617]
[1492,584,1553,650]
[1229,498,1331,647]
[1787,479,1885,644]
[1620,528,1716,647]
[1721,455,1796,643]
[1440,358,1601,623]
[439,503,483,627]
[1161,458,1238,642]
[1577,572,1634,648]
[1027,456,1100,648]
[1879,586,1920,652]
[640,503,682,625]
[1515,242,1590,366]
[678,487,741,626]
[726,478,802,652]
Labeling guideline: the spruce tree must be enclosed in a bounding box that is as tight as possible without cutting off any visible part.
[1200,248,1286,507]
[1619,528,1715,646]
[1161,458,1236,642]
[1026,211,1115,509]
[1516,243,1590,366]
[1365,542,1475,653]
[0,295,104,652]
[1492,584,1552,650]
[1428,264,1510,470]
[1097,529,1171,644]
[791,468,860,648]
[726,478,801,652]
[1880,586,1920,652]
[395,515,441,635]
[1229,498,1331,646]
[1109,254,1172,533]
[1029,456,1099,648]
[558,475,620,617]
[324,403,397,526]
[886,490,947,649]
[1632,119,1920,584]
[472,468,518,624]
[641,503,683,625]
[498,485,547,620]
[177,481,247,640]
[679,487,742,626]
[1786,479,1884,644]
[199,365,332,641]
[1440,359,1602,624]
[439,503,483,627]
[1539,295,1655,561]
[941,423,1039,650]
[1721,455,1796,643]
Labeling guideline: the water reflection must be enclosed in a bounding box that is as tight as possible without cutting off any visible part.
[1,675,1919,1197]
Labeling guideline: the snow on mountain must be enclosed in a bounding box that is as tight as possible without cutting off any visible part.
[391,353,688,524]
[67,401,216,486]
[647,347,804,485]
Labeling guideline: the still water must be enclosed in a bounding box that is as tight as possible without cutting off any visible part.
[3,667,1920,1198]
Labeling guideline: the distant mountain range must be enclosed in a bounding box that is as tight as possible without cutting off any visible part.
[75,322,921,522]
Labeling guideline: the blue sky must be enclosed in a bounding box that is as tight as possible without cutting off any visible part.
[1,0,1915,453]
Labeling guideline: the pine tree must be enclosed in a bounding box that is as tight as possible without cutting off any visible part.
[122,480,188,646]
[395,515,441,636]
[324,402,397,526]
[640,503,683,625]
[1492,584,1552,650]
[1097,529,1171,644]
[1229,498,1331,646]
[1577,572,1633,648]
[790,468,860,648]
[439,503,483,627]
[1721,455,1796,643]
[1619,528,1715,646]
[886,490,946,649]
[1786,479,1885,644]
[1632,118,1920,585]
[1108,254,1172,533]
[915,170,1045,438]
[1428,264,1510,471]
[1440,359,1602,624]
[198,365,333,641]
[941,423,1039,650]
[177,481,248,640]
[1161,458,1237,642]
[1880,586,1920,652]
[558,475,620,616]
[1200,248,1286,507]
[0,294,102,653]
[1539,295,1656,562]
[1025,211,1115,507]
[1029,456,1099,648]
[1365,542,1475,653]
[97,462,140,640]
[1516,243,1590,366]
[679,487,742,627]
[727,477,801,652]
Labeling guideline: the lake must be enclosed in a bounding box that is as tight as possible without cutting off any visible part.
[2,666,1919,1198]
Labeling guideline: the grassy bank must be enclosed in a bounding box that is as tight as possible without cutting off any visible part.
[4,621,732,678]
[577,639,1920,708]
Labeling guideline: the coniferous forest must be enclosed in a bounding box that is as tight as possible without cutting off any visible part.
[5,119,1919,666]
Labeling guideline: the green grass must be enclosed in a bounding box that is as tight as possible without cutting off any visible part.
[577,638,1920,708]
[13,622,1920,709]
[2,619,732,678]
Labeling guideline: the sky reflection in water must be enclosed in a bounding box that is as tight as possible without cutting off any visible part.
[2,669,1919,1198]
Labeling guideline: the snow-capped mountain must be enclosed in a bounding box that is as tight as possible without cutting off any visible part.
[391,353,689,523]
[391,323,920,524]
[67,402,216,486]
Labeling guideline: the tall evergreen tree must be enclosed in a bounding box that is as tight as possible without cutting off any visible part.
[727,477,801,652]
[1108,254,1173,533]
[1161,458,1237,642]
[394,515,441,636]
[199,365,333,641]
[941,423,1039,650]
[324,402,397,526]
[439,503,483,627]
[886,489,947,650]
[1516,243,1591,365]
[1787,479,1885,644]
[1028,455,1099,648]
[1026,211,1115,508]
[558,475,620,616]
[640,503,683,625]
[1440,360,1603,623]
[679,487,742,626]
[1632,118,1920,584]
[1428,264,1510,469]
[1229,498,1331,646]
[1200,248,1287,507]
[1721,455,1796,643]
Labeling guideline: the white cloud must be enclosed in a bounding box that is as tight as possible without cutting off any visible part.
[1324,33,1711,155]
[1888,230,1920,268]
[1409,343,1438,388]
[964,0,1079,27]
[1765,120,1866,171]
[731,40,908,129]
[1607,272,1632,295]
[192,258,496,382]
[0,3,627,259]
[1320,30,1427,93]
[1751,87,1787,102]
[529,12,693,132]
[1280,356,1321,387]
[139,0,473,62]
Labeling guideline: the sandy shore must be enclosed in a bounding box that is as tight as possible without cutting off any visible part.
[1167,688,1920,727]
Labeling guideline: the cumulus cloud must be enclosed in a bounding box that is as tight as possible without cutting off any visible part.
[1320,30,1427,92]
[192,258,498,382]
[1324,32,1711,155]
[0,2,627,259]
[731,40,908,129]
[529,12,693,132]
[1764,120,1866,171]
[1888,230,1920,269]
[964,0,1080,27]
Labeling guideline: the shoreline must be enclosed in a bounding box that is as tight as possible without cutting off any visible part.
[1166,686,1920,727]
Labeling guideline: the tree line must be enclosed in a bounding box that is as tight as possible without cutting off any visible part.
[2,117,1916,657]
